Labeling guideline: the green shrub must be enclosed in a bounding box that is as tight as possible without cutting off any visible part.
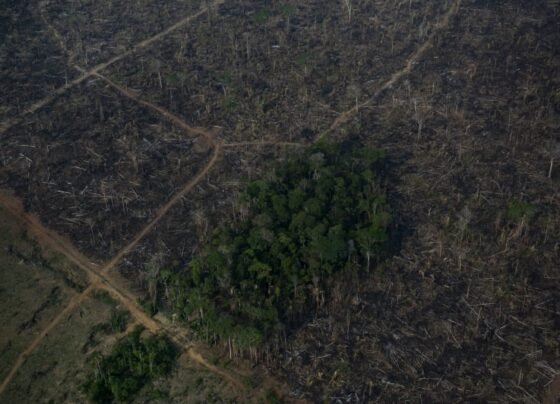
[82,327,176,403]
[138,298,158,317]
[280,4,296,17]
[167,143,391,348]
[92,290,118,307]
[255,8,271,24]
[109,309,129,333]
[506,201,536,221]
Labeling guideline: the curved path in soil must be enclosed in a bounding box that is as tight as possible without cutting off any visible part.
[315,0,462,142]
[223,141,306,148]
[0,0,462,399]
[0,142,224,396]
[0,0,225,136]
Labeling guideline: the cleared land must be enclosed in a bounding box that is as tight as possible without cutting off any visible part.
[274,1,560,401]
[0,82,212,260]
[0,205,85,383]
[0,0,559,402]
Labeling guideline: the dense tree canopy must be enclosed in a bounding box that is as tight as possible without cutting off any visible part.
[82,327,176,403]
[167,143,391,349]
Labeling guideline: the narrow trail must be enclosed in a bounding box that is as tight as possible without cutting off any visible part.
[0,144,224,397]
[186,348,245,390]
[0,193,100,278]
[0,0,224,136]
[0,283,93,396]
[98,137,221,276]
[315,0,462,142]
[223,141,306,148]
[90,71,221,276]
[90,72,216,143]
[0,0,462,399]
[39,0,73,64]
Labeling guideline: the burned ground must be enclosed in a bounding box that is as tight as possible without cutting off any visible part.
[105,0,449,143]
[0,0,559,402]
[273,1,560,401]
[0,0,79,120]
[40,0,206,68]
[0,82,211,260]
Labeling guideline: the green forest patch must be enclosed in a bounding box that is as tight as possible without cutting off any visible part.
[82,326,177,403]
[165,143,392,349]
[0,206,79,382]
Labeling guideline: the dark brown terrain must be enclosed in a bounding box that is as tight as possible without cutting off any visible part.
[1,0,559,402]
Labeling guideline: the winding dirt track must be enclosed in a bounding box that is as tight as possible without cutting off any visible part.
[90,72,217,142]
[0,0,246,394]
[0,0,225,136]
[100,140,221,274]
[223,141,306,148]
[315,0,462,142]
[0,0,462,399]
[0,142,225,396]
[89,71,223,275]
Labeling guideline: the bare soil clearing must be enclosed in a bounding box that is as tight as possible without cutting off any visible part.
[315,0,463,141]
[0,0,80,121]
[0,0,225,136]
[105,0,450,144]
[41,0,207,68]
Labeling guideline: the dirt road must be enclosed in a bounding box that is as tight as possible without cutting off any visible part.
[315,0,462,142]
[0,193,101,279]
[0,132,224,397]
[0,0,463,399]
[0,0,224,136]
[223,141,306,148]
[97,137,221,276]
